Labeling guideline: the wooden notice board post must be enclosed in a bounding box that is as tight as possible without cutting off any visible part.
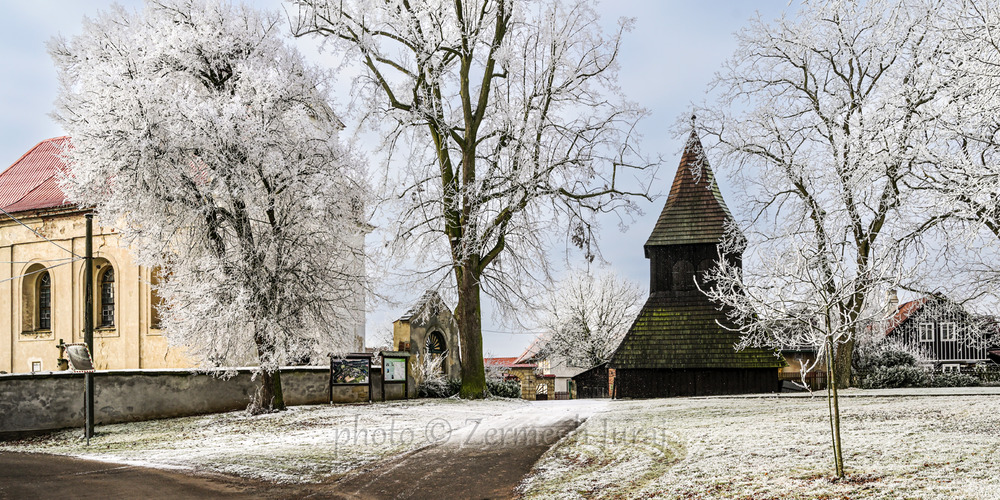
[65,343,96,442]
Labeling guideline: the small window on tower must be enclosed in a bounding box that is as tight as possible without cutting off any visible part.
[672,260,695,291]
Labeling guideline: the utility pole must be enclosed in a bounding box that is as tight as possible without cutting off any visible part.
[84,213,94,440]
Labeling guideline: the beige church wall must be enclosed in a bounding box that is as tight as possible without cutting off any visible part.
[0,246,12,373]
[1,211,194,374]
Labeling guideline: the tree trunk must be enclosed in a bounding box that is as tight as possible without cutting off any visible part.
[456,265,487,399]
[825,338,845,478]
[255,369,286,412]
[833,337,854,389]
[253,332,286,412]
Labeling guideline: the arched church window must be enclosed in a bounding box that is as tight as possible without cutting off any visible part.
[672,260,695,290]
[426,331,447,374]
[150,268,163,330]
[426,331,447,354]
[38,272,51,330]
[100,267,115,327]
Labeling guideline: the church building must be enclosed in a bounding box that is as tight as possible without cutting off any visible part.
[608,129,783,397]
[0,137,185,374]
[1,137,365,374]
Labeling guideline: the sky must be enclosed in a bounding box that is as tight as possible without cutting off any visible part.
[0,0,795,357]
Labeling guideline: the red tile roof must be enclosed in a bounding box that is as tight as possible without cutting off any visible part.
[515,335,544,364]
[884,298,929,335]
[0,137,74,215]
[484,357,518,367]
[484,357,537,369]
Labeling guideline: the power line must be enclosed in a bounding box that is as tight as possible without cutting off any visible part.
[0,258,83,285]
[0,206,83,259]
[482,328,544,335]
[0,258,75,264]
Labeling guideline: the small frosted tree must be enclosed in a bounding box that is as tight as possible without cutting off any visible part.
[290,0,653,398]
[703,223,914,478]
[51,0,366,412]
[531,269,644,369]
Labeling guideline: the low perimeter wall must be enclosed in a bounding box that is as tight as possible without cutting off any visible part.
[0,366,405,437]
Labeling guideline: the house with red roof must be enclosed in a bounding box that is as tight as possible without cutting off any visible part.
[483,344,559,400]
[880,292,998,371]
[0,137,190,374]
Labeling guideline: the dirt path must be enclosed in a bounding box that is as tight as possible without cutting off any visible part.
[1,400,603,500]
[0,452,305,499]
[325,416,581,499]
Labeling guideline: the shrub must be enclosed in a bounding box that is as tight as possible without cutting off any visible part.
[418,378,461,398]
[487,378,521,398]
[415,355,460,398]
[928,372,980,388]
[873,350,917,369]
[859,365,929,389]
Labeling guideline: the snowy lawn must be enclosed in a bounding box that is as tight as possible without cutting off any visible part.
[519,390,1000,499]
[4,390,999,498]
[0,397,533,483]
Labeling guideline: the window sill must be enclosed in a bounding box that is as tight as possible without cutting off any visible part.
[19,330,53,341]
[95,328,119,338]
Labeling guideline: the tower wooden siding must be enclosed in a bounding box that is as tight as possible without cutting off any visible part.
[609,130,782,398]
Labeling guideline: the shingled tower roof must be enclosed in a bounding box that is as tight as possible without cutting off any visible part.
[644,129,732,252]
[610,127,782,372]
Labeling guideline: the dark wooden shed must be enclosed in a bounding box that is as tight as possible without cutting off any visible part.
[572,363,611,398]
[608,130,782,398]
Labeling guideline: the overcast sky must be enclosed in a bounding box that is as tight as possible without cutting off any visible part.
[0,0,794,357]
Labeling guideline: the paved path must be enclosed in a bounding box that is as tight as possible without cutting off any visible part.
[0,452,296,499]
[327,419,580,499]
[1,400,604,500]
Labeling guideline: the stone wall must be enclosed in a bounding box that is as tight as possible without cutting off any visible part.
[507,366,556,400]
[0,366,407,437]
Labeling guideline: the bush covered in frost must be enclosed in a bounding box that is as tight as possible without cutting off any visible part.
[928,372,980,387]
[858,349,980,389]
[859,365,930,389]
[415,355,460,398]
[417,378,462,398]
[487,378,521,398]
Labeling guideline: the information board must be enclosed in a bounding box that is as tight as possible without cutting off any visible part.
[384,358,407,382]
[332,358,370,385]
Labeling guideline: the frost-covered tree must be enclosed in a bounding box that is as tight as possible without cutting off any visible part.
[532,269,643,370]
[697,0,958,477]
[290,0,652,397]
[50,0,366,412]
[913,0,1000,300]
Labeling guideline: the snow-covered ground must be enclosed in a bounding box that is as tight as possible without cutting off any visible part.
[3,390,999,498]
[1,398,533,483]
[520,391,1000,499]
